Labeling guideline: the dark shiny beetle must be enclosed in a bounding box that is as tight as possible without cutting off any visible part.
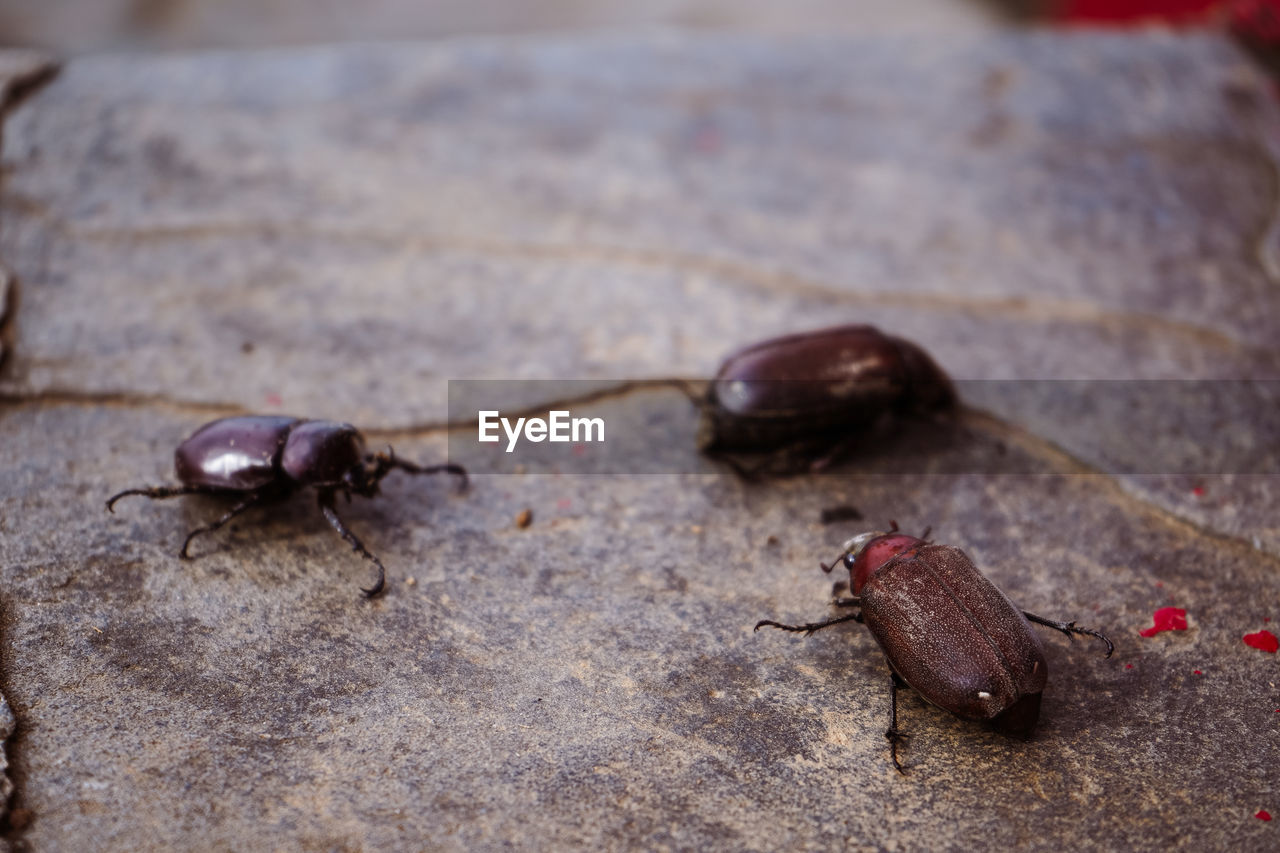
[698,325,955,472]
[106,415,467,598]
[756,527,1112,772]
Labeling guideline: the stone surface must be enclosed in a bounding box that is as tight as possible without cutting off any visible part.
[2,32,1278,545]
[0,50,54,376]
[1,34,1279,851]
[4,399,1279,850]
[0,0,998,51]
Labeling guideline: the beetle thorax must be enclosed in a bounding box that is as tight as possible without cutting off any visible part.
[847,532,926,594]
[280,421,366,485]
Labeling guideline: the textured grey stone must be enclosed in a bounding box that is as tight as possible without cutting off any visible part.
[3,33,1278,548]
[0,0,996,52]
[2,399,1278,850]
[0,34,1278,852]
[2,35,1277,424]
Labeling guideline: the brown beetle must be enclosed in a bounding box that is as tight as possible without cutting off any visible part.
[698,325,955,474]
[756,527,1112,772]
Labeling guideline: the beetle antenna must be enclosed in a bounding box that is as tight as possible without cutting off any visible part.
[819,553,845,574]
[920,526,932,541]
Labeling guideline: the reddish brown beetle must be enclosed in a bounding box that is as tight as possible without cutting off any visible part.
[106,415,467,597]
[756,526,1112,772]
[698,325,955,475]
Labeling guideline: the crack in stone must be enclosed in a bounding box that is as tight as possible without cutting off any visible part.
[0,265,13,373]
[3,201,1261,357]
[5,379,1266,565]
[0,387,249,417]
[1252,139,1280,288]
[959,407,1280,565]
[0,49,58,849]
[362,378,700,439]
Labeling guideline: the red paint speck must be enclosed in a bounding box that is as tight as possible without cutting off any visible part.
[1258,809,1272,821]
[1155,582,1164,588]
[1139,607,1188,637]
[1193,670,1202,675]
[1244,629,1279,653]
[555,498,572,511]
[1125,663,1134,670]
[692,126,723,153]
[1191,485,1205,497]
[1265,617,1272,622]
[265,392,283,406]
[571,443,587,457]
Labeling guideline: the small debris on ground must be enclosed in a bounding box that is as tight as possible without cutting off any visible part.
[820,505,863,525]
[516,509,533,529]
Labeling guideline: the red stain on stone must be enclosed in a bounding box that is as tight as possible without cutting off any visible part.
[1191,485,1206,496]
[1056,0,1223,25]
[1234,1,1280,43]
[1193,669,1202,675]
[1243,629,1279,653]
[1139,607,1187,637]
[692,126,723,153]
[572,443,587,456]
[1125,663,1134,670]
[265,392,283,406]
[556,498,572,510]
[1257,809,1272,821]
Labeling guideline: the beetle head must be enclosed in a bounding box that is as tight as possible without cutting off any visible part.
[832,530,926,594]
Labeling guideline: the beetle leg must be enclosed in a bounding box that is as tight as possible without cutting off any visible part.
[178,491,266,559]
[886,672,910,775]
[703,451,768,481]
[709,441,826,480]
[832,598,864,614]
[1022,612,1115,658]
[806,434,862,473]
[317,488,387,599]
[754,612,863,637]
[106,484,225,513]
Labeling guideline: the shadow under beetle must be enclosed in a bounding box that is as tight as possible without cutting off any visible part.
[755,525,1112,772]
[697,325,956,476]
[106,415,467,598]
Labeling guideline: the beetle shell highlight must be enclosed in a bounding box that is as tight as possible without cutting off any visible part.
[699,325,955,452]
[855,535,1047,737]
[174,415,300,491]
[173,416,366,490]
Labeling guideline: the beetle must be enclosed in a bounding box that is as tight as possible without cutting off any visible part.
[106,415,467,598]
[697,325,956,475]
[755,526,1112,772]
